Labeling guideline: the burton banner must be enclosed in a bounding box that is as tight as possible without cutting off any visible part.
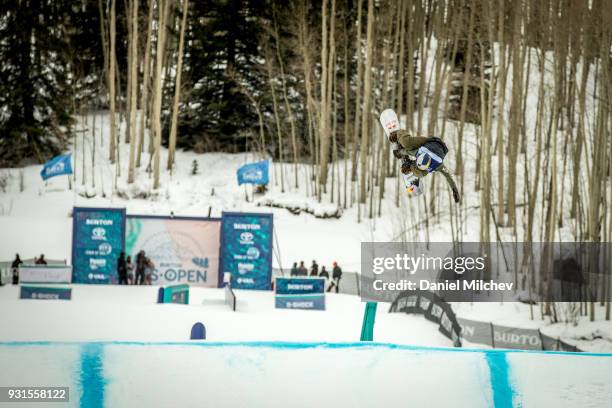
[125,215,221,287]
[72,207,126,284]
[220,212,273,290]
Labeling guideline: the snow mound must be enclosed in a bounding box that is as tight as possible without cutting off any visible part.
[256,194,342,218]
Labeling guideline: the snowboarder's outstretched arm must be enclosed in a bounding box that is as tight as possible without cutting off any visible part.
[389,130,429,152]
[439,166,461,203]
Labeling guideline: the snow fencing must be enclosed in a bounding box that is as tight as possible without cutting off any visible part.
[389,290,582,352]
[458,317,581,352]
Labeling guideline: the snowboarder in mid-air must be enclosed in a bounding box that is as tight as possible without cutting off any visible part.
[379,108,461,203]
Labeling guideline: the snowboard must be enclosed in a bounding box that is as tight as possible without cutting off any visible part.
[379,109,424,197]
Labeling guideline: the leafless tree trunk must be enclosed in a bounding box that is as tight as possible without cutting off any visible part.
[127,0,140,183]
[358,0,374,204]
[166,0,189,171]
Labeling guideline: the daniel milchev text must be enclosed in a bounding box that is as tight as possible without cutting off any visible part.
[370,253,515,292]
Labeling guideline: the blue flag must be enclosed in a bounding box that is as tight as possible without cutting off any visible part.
[237,160,269,185]
[40,153,73,181]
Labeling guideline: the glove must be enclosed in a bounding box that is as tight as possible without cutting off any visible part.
[401,161,412,175]
[389,131,399,143]
[452,188,461,204]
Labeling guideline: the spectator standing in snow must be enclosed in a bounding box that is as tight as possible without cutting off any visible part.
[290,262,298,277]
[297,261,308,276]
[135,250,146,285]
[35,254,47,265]
[310,260,319,277]
[319,266,329,280]
[144,257,155,285]
[117,251,128,285]
[126,255,134,285]
[11,254,23,285]
[327,262,343,293]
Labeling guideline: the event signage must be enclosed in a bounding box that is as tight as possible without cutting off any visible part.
[125,215,221,287]
[20,286,72,300]
[275,277,325,310]
[220,212,273,290]
[19,265,72,284]
[40,154,73,181]
[161,284,190,304]
[72,207,126,284]
[236,160,269,185]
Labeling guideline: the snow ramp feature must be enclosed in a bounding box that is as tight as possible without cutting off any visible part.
[1,342,611,408]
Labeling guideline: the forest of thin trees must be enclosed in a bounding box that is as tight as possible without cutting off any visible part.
[2,0,612,235]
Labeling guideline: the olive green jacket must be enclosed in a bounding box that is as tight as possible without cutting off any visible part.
[394,130,459,198]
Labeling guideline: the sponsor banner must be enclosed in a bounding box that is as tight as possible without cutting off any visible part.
[72,207,126,284]
[125,216,221,287]
[275,277,326,295]
[458,318,494,347]
[20,286,72,300]
[220,212,273,290]
[389,290,461,346]
[19,265,72,284]
[275,278,326,311]
[491,324,542,350]
[162,284,190,304]
[275,295,325,310]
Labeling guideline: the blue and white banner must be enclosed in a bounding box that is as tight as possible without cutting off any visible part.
[20,286,72,300]
[220,212,273,290]
[236,160,269,185]
[275,277,326,310]
[40,154,73,181]
[72,207,126,284]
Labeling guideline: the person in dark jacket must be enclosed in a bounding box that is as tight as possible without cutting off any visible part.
[319,266,329,280]
[297,261,308,276]
[135,250,146,285]
[290,262,298,277]
[327,262,343,293]
[310,260,319,277]
[35,254,47,265]
[11,254,23,285]
[117,251,128,285]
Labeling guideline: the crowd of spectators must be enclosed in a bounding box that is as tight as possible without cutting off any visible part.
[289,259,343,293]
[5,253,47,285]
[117,250,154,285]
[3,251,154,286]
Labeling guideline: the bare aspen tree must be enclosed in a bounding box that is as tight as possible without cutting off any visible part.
[454,4,475,180]
[167,0,189,171]
[108,0,117,162]
[318,0,330,194]
[506,2,523,228]
[358,0,374,204]
[496,0,508,225]
[152,0,171,189]
[137,0,155,167]
[127,0,140,183]
[326,0,337,195]
[124,0,133,145]
[265,47,285,193]
[351,0,364,185]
